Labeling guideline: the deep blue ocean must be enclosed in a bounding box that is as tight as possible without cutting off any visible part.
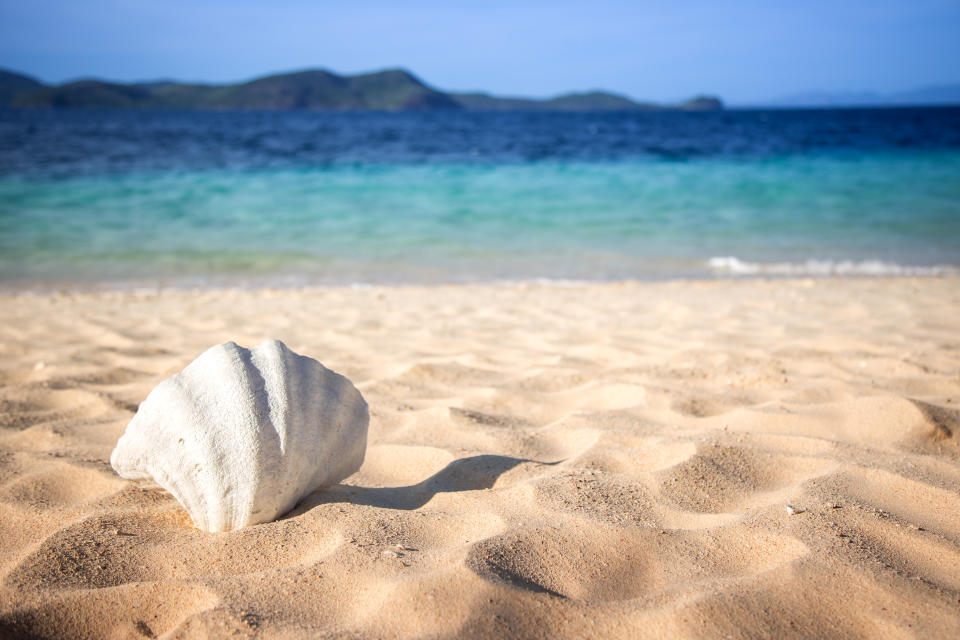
[1,107,959,288]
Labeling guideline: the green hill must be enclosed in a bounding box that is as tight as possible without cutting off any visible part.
[0,69,44,106]
[677,96,724,111]
[149,68,461,110]
[542,90,654,111]
[451,89,722,111]
[13,79,153,108]
[0,67,723,112]
[451,90,655,111]
[6,68,461,111]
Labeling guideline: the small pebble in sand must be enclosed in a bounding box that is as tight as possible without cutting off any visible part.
[785,505,805,515]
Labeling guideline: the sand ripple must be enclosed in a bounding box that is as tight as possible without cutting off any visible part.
[1,278,959,638]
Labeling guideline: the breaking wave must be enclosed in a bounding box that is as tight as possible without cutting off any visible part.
[707,256,959,277]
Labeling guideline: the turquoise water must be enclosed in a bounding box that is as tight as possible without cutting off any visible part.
[1,109,959,287]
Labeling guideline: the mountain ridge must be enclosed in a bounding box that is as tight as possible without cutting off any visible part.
[0,67,722,112]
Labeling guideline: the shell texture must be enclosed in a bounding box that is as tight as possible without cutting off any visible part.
[110,340,368,532]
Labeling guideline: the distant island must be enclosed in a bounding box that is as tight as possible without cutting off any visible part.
[0,67,723,112]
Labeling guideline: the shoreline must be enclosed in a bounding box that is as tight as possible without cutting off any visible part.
[2,269,959,297]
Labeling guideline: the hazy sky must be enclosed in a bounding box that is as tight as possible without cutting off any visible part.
[1,0,958,104]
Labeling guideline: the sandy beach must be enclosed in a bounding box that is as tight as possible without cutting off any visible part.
[1,277,958,639]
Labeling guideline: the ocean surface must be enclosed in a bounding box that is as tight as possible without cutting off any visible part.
[1,107,959,289]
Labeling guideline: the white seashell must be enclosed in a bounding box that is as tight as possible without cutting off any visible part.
[110,339,368,532]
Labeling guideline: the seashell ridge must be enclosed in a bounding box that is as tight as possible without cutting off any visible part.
[110,339,368,532]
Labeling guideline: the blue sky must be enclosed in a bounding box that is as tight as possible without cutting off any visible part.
[1,0,958,104]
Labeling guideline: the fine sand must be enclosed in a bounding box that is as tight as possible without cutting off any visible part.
[1,277,959,639]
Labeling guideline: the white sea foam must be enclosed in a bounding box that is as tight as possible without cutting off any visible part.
[707,256,960,277]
